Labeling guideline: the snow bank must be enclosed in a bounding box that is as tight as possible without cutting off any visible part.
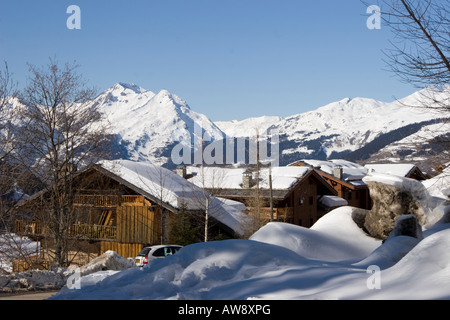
[324,227,450,300]
[50,217,450,300]
[250,207,380,262]
[0,233,40,273]
[0,269,70,293]
[77,250,135,277]
[0,250,136,294]
[49,182,450,300]
[51,240,308,300]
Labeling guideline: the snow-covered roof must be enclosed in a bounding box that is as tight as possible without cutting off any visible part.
[301,159,367,182]
[364,163,418,178]
[318,195,348,209]
[187,166,311,190]
[97,160,249,235]
[422,166,450,199]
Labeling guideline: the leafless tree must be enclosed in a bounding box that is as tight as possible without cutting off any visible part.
[194,164,228,242]
[17,59,110,267]
[372,0,449,112]
[367,0,449,172]
[242,130,271,235]
[0,62,44,273]
[0,62,23,196]
[373,1,447,86]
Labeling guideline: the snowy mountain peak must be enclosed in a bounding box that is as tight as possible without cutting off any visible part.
[215,115,283,137]
[153,89,191,111]
[91,83,447,168]
[93,83,224,165]
[114,82,148,94]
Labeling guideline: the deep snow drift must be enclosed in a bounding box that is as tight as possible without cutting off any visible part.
[51,202,450,300]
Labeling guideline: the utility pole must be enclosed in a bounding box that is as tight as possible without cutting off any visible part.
[269,165,274,222]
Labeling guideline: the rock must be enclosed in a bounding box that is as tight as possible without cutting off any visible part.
[387,214,423,240]
[29,270,66,288]
[351,207,370,230]
[363,178,429,240]
[0,275,10,288]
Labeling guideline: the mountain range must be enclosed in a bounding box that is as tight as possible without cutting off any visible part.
[95,83,449,172]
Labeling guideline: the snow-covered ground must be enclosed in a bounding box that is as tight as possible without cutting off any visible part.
[51,197,450,300]
[0,167,445,300]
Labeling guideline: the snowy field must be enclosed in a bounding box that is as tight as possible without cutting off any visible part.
[51,201,450,300]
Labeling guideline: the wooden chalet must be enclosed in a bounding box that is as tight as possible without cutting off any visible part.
[186,166,339,228]
[290,160,372,210]
[14,160,246,268]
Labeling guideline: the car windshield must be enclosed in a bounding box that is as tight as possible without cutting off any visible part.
[137,247,151,257]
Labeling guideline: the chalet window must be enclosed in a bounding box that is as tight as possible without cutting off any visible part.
[309,196,314,205]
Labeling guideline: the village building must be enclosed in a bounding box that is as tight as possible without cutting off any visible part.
[289,159,372,210]
[184,165,339,228]
[13,160,247,269]
[364,163,428,180]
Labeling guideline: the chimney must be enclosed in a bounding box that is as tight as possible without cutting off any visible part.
[333,166,343,180]
[176,166,187,179]
[242,171,253,189]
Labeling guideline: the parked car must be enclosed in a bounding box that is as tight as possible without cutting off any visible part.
[135,245,183,267]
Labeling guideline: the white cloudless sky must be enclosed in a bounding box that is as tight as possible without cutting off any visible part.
[0,0,419,121]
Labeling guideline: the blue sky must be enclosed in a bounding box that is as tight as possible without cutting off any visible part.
[0,0,418,121]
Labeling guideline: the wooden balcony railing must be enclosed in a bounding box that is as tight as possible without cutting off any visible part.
[73,194,120,207]
[247,207,293,222]
[73,194,145,207]
[69,223,116,241]
[15,220,117,241]
[121,195,145,205]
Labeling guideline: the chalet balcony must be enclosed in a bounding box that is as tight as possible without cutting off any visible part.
[73,194,146,207]
[14,220,117,241]
[247,206,293,222]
